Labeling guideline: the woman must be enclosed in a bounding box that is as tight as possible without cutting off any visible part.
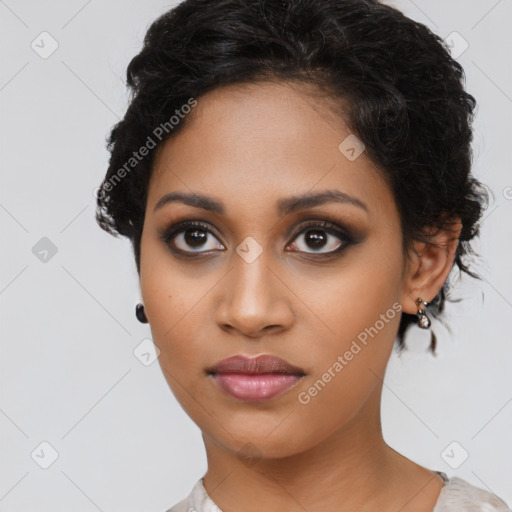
[95,0,511,510]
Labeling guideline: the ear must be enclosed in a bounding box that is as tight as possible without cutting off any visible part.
[400,217,462,315]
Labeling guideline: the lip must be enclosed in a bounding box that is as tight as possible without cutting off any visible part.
[206,354,306,402]
[207,354,306,375]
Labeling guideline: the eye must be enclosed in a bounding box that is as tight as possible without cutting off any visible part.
[160,220,225,255]
[286,220,353,255]
[160,218,356,258]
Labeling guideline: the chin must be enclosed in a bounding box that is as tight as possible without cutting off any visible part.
[205,416,321,461]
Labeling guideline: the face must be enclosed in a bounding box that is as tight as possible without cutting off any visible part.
[139,81,409,459]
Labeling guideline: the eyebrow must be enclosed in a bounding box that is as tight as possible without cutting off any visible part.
[153,189,368,215]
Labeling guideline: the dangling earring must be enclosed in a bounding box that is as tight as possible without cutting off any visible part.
[415,297,431,329]
[136,303,148,323]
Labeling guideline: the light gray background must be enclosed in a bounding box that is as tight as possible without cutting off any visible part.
[1,0,511,510]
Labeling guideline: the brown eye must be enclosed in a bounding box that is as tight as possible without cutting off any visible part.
[287,220,353,255]
[161,221,225,254]
[182,228,208,248]
[302,229,330,250]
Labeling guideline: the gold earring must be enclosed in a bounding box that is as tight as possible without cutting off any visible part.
[415,297,431,329]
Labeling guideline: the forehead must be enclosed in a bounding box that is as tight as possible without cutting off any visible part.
[148,81,393,220]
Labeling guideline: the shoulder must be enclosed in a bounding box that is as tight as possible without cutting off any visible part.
[163,477,222,512]
[434,476,511,512]
[164,495,190,512]
[163,481,196,512]
[164,474,512,512]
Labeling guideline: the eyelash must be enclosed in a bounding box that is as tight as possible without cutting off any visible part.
[159,218,357,259]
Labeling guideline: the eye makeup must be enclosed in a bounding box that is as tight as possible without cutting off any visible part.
[157,213,366,260]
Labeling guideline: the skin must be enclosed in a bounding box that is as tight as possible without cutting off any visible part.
[139,80,462,511]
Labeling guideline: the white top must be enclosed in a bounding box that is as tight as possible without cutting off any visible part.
[165,471,511,512]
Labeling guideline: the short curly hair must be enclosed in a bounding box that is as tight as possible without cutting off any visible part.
[95,0,489,354]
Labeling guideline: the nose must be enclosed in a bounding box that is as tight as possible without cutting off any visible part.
[215,249,295,339]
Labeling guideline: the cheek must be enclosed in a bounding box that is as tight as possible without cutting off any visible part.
[139,235,208,378]
[302,229,404,354]
[144,283,213,423]
[289,234,404,426]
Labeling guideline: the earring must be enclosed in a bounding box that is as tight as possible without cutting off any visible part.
[415,297,431,329]
[136,303,148,323]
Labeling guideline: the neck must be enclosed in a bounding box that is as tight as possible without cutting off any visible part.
[201,381,444,511]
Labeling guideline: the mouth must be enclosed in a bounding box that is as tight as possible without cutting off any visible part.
[206,354,306,402]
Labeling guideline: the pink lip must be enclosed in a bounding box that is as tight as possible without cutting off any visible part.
[206,354,306,402]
